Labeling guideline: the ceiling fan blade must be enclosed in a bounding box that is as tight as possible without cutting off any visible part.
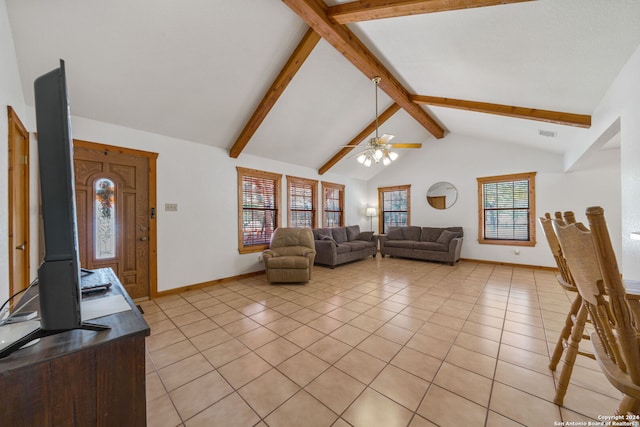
[389,143,422,149]
[378,134,394,144]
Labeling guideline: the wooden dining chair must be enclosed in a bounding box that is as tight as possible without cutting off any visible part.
[539,213,581,371]
[540,212,594,405]
[585,206,640,414]
[553,207,640,414]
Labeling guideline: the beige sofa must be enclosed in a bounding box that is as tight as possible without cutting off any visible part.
[379,226,463,266]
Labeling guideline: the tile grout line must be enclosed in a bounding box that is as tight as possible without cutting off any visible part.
[143,260,613,426]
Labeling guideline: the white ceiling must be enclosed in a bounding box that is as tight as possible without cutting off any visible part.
[6,0,640,180]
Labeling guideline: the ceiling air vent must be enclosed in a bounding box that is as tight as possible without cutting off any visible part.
[538,129,557,138]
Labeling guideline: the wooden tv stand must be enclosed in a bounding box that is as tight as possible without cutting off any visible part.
[0,268,150,426]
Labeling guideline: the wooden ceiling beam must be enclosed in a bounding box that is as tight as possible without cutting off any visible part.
[328,0,535,24]
[319,103,400,175]
[229,28,321,158]
[411,95,591,128]
[282,0,445,139]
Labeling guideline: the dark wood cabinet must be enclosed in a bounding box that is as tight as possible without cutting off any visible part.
[0,269,150,426]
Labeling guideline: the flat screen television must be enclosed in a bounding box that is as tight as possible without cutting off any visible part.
[34,59,83,331]
[0,60,107,359]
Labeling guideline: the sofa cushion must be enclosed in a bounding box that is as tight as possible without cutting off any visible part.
[266,256,310,269]
[332,227,348,243]
[420,227,443,242]
[384,240,414,249]
[335,243,352,254]
[402,226,422,241]
[342,241,367,251]
[387,227,403,240]
[346,225,361,241]
[413,241,448,252]
[355,231,374,242]
[436,230,459,245]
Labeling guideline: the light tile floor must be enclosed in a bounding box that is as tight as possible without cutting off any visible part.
[142,258,623,427]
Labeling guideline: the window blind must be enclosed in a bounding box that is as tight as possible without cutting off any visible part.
[381,188,408,233]
[482,179,530,241]
[242,175,277,246]
[323,186,342,227]
[289,178,316,228]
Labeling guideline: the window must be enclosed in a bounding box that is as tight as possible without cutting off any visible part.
[378,185,411,233]
[321,181,344,228]
[287,176,317,228]
[477,172,536,246]
[237,167,282,253]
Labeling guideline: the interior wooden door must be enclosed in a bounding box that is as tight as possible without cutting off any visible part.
[73,144,152,299]
[7,106,30,299]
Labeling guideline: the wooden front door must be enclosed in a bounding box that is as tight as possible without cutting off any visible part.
[73,142,156,299]
[7,107,30,298]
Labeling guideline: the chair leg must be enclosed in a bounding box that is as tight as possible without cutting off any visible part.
[549,293,583,371]
[554,302,588,406]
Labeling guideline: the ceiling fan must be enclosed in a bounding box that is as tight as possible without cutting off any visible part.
[350,76,422,167]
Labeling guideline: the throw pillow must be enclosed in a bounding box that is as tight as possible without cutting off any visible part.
[436,230,458,245]
[355,231,374,241]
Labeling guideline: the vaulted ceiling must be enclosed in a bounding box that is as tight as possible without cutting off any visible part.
[6,0,640,180]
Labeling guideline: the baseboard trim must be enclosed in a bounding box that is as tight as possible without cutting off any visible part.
[459,258,557,271]
[152,270,265,299]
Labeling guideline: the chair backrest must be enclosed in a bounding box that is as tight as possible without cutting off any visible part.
[585,206,640,384]
[270,227,315,250]
[539,212,574,286]
[553,208,640,383]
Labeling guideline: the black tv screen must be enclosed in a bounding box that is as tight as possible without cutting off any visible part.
[34,59,82,330]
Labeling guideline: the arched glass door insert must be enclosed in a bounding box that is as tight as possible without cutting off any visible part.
[95,178,116,259]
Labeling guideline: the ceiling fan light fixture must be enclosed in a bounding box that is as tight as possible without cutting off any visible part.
[354,76,410,168]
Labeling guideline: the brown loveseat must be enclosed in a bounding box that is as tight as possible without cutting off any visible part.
[312,225,377,268]
[379,226,463,266]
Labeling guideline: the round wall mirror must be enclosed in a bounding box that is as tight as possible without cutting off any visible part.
[426,182,458,210]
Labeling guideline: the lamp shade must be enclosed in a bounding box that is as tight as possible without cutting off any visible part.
[366,207,377,217]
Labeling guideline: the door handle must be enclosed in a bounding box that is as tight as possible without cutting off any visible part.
[140,237,148,241]
[16,244,25,251]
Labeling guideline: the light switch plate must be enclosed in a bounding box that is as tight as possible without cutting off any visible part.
[165,203,178,212]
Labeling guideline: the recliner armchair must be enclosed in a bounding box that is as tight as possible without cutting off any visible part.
[263,227,316,284]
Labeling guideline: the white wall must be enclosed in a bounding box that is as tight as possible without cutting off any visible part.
[366,132,621,268]
[620,47,640,282]
[52,116,368,293]
[0,0,26,303]
[562,44,640,281]
[599,45,640,281]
